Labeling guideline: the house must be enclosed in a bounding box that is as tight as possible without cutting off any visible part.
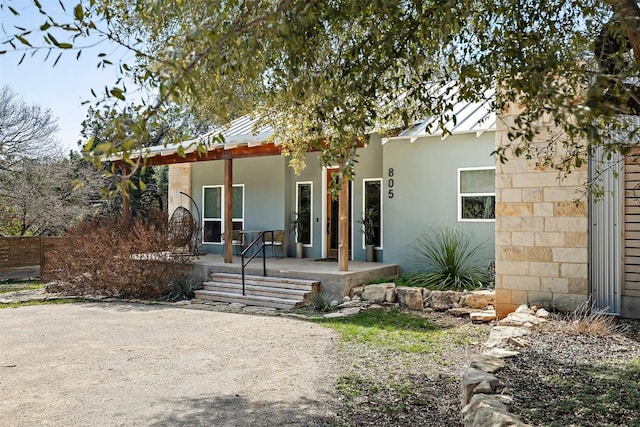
[152,101,495,271]
[126,91,640,319]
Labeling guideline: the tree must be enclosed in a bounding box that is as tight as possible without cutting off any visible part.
[3,1,640,182]
[0,85,60,172]
[0,155,106,236]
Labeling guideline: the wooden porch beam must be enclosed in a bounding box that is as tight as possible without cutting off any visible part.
[223,158,233,263]
[113,143,283,168]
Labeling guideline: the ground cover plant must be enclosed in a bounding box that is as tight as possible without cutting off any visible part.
[43,213,193,299]
[315,308,489,426]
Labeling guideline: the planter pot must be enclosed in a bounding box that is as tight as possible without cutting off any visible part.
[366,244,375,262]
[296,242,304,259]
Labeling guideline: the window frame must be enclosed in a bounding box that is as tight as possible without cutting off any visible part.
[202,184,245,244]
[295,181,313,247]
[362,178,383,249]
[457,167,496,223]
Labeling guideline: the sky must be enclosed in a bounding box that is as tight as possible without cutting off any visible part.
[0,2,132,155]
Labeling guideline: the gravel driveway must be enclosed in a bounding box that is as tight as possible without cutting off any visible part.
[0,303,339,426]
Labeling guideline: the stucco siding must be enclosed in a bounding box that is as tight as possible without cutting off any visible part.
[191,156,287,254]
[381,132,496,273]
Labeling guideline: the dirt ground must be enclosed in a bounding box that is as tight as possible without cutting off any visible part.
[0,303,339,426]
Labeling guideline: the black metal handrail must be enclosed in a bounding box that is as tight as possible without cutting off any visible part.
[240,231,267,295]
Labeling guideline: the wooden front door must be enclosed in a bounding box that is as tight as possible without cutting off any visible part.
[327,168,352,259]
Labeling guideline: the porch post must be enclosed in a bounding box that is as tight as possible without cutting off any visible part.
[338,173,349,271]
[224,158,234,263]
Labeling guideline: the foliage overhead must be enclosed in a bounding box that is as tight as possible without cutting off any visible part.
[3,1,640,183]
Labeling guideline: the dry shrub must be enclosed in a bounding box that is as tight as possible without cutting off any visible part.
[563,300,625,336]
[43,213,193,299]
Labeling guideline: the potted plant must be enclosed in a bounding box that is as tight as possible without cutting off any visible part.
[291,212,307,258]
[360,207,378,262]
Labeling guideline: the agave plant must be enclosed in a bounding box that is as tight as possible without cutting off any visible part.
[407,225,489,291]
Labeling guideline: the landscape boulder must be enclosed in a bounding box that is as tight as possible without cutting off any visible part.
[396,287,423,311]
[361,283,395,303]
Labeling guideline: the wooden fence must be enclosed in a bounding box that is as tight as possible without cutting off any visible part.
[0,236,63,280]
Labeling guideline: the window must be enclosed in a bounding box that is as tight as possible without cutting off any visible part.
[296,182,312,246]
[202,184,244,243]
[458,167,495,221]
[363,179,382,248]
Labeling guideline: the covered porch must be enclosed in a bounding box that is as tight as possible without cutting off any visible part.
[190,253,398,300]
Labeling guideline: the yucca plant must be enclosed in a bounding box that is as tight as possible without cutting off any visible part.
[407,225,489,291]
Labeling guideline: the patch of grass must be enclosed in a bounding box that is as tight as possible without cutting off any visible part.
[315,308,461,353]
[0,281,45,294]
[0,298,82,309]
[336,373,379,398]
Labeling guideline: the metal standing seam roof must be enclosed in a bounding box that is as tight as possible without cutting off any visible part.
[382,88,496,144]
[126,88,496,161]
[135,115,276,160]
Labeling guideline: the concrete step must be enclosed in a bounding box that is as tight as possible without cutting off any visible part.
[194,290,303,310]
[210,273,320,292]
[202,281,308,301]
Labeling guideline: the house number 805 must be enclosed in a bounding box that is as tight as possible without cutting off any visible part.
[388,168,394,198]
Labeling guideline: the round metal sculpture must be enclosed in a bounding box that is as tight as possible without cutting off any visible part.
[169,206,195,248]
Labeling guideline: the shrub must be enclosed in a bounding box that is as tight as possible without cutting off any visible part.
[563,299,626,336]
[305,292,334,312]
[164,278,202,302]
[406,225,489,291]
[43,213,193,299]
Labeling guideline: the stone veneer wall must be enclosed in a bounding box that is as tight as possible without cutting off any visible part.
[494,111,590,318]
[168,163,192,217]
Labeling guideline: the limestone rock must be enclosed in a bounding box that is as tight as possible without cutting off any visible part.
[448,307,481,317]
[536,308,551,319]
[498,312,543,328]
[483,326,530,349]
[350,286,365,298]
[483,348,519,359]
[515,304,534,315]
[460,290,496,310]
[385,288,396,303]
[470,310,497,323]
[323,312,346,318]
[343,296,351,302]
[422,288,432,299]
[340,307,361,316]
[336,300,363,309]
[470,354,506,373]
[396,287,424,311]
[461,368,501,406]
[428,290,461,311]
[461,394,531,427]
[361,283,396,303]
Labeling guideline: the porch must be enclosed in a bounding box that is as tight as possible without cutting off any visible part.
[189,254,399,301]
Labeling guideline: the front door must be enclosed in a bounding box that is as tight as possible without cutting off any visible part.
[326,168,352,258]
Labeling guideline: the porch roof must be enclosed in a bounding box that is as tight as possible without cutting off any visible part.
[113,115,278,166]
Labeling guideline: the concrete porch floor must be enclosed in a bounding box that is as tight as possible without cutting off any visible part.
[190,254,399,299]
